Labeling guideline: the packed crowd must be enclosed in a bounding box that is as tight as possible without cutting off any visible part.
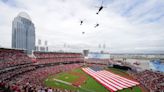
[35,58,83,64]
[0,48,84,92]
[0,65,36,81]
[15,64,82,87]
[0,64,81,92]
[133,70,164,92]
[0,48,32,69]
[34,52,84,64]
[34,52,83,58]
[0,64,82,92]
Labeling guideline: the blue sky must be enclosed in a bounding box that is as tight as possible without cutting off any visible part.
[0,0,164,53]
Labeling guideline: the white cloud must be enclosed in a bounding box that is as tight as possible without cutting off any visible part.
[0,0,164,53]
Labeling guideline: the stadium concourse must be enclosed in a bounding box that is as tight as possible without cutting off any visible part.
[0,48,164,92]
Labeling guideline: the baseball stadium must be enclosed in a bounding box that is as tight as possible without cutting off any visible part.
[0,48,163,92]
[0,0,164,92]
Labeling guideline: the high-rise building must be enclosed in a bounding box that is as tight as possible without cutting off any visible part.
[35,39,48,52]
[12,12,35,54]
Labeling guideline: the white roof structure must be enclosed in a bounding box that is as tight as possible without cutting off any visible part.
[18,12,31,20]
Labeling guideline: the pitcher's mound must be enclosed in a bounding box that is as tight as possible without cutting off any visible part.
[65,76,69,79]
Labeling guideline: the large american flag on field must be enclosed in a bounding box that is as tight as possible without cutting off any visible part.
[82,67,140,92]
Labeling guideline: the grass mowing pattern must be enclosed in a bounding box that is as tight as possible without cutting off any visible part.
[44,68,142,92]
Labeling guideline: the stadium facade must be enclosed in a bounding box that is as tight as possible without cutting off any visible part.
[12,12,35,54]
[87,52,110,59]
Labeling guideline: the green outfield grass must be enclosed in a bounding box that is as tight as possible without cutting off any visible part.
[44,68,142,92]
[55,73,79,82]
[44,74,77,90]
[107,67,127,77]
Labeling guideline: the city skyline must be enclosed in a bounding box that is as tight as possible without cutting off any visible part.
[0,0,164,53]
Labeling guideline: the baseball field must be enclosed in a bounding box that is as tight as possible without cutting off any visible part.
[44,68,142,92]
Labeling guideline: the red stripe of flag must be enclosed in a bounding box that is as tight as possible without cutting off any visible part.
[102,71,136,87]
[83,68,117,92]
[103,70,139,85]
[87,68,123,90]
[82,68,140,92]
[98,71,130,88]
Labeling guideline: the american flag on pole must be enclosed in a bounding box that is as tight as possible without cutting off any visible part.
[82,67,139,92]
